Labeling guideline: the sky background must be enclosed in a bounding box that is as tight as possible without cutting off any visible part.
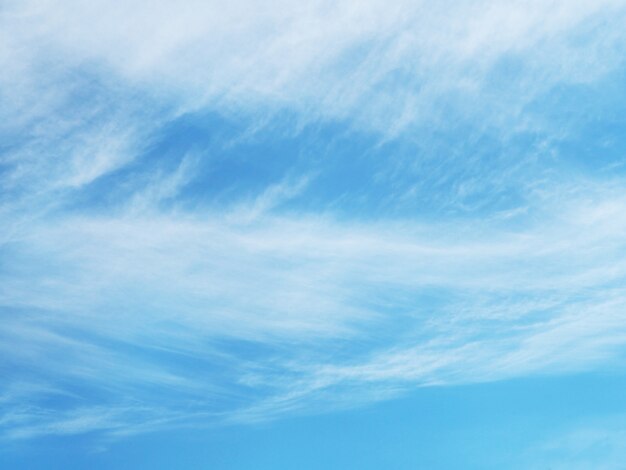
[3,1,626,468]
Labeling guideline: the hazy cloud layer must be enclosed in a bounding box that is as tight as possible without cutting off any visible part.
[2,0,626,441]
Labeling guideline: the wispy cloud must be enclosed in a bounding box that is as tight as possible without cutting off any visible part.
[3,0,626,444]
[519,414,626,470]
[4,180,626,437]
[4,0,626,135]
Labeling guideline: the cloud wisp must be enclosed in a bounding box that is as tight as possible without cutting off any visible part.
[4,182,626,438]
[2,0,626,444]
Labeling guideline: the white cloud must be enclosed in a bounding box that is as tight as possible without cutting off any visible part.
[3,0,626,442]
[3,181,626,436]
[4,0,626,135]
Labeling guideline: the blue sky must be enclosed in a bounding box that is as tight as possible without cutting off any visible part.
[3,1,626,468]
